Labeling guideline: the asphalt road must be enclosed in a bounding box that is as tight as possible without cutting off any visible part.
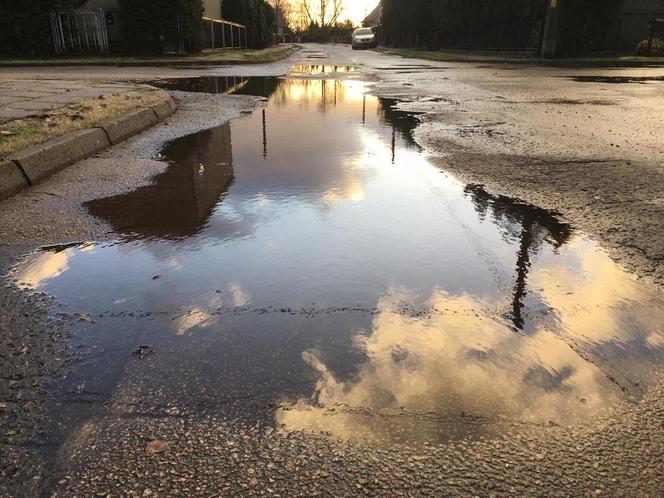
[1,44,663,497]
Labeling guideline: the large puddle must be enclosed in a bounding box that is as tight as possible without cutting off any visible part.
[12,70,664,445]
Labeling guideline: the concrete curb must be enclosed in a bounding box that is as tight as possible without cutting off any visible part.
[100,108,158,145]
[0,46,302,69]
[10,128,110,185]
[0,94,176,201]
[0,159,29,199]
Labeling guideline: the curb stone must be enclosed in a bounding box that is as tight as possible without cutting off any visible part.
[100,108,158,145]
[0,159,28,200]
[151,100,174,121]
[0,46,301,69]
[9,128,110,184]
[0,95,176,200]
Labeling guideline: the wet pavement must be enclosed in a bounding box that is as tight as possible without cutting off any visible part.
[8,71,664,452]
[1,46,664,496]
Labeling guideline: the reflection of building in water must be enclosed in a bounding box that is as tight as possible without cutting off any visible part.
[85,125,235,240]
[149,76,282,98]
[464,184,572,331]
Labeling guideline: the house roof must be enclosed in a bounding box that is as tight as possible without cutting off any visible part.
[363,5,382,27]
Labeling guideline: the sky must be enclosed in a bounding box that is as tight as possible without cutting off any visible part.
[342,0,380,25]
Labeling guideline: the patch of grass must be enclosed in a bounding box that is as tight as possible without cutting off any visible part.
[0,90,163,159]
[0,45,300,67]
[377,47,472,62]
[199,45,300,62]
[378,47,664,66]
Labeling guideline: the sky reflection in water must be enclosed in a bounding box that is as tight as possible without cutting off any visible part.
[12,74,664,444]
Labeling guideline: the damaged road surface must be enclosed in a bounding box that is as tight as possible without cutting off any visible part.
[1,47,664,497]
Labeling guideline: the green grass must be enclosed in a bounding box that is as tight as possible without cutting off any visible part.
[0,45,300,67]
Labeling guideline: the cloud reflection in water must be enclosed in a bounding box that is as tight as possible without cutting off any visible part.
[277,243,664,444]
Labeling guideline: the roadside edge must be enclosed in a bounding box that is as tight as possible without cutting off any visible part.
[0,92,176,201]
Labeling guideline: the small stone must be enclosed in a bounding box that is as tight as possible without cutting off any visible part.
[146,439,169,455]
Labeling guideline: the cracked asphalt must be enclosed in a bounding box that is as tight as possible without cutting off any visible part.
[1,45,663,497]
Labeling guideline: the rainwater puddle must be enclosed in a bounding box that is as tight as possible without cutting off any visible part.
[147,75,281,95]
[12,72,664,445]
[572,75,664,84]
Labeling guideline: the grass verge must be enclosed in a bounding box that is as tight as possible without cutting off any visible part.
[377,47,664,67]
[0,45,300,67]
[0,89,163,159]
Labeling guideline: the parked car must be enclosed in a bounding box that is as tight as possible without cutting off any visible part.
[352,28,377,49]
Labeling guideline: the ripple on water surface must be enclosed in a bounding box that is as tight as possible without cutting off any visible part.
[12,72,664,445]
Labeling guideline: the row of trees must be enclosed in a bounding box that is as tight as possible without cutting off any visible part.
[0,0,75,56]
[225,0,277,49]
[270,0,355,41]
[119,0,205,53]
[0,0,277,56]
[381,0,624,54]
[120,0,277,53]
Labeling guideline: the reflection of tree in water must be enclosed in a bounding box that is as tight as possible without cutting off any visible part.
[236,77,282,98]
[377,98,422,146]
[85,125,235,240]
[464,184,573,330]
[376,98,423,162]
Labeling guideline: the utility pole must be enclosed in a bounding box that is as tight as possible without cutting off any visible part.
[541,0,562,58]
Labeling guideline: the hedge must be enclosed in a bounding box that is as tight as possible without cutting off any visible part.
[0,0,75,55]
[118,0,204,54]
[636,38,664,56]
[222,0,276,49]
[381,0,624,55]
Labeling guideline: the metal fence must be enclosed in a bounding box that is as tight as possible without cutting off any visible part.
[50,10,109,55]
[202,17,248,50]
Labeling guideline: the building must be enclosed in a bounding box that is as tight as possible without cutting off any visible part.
[362,4,382,28]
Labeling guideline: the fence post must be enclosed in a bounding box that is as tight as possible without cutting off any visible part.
[58,13,66,54]
[244,27,248,48]
[541,0,561,58]
[50,11,63,54]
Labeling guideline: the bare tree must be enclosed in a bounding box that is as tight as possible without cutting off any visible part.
[298,0,345,28]
[329,0,343,27]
